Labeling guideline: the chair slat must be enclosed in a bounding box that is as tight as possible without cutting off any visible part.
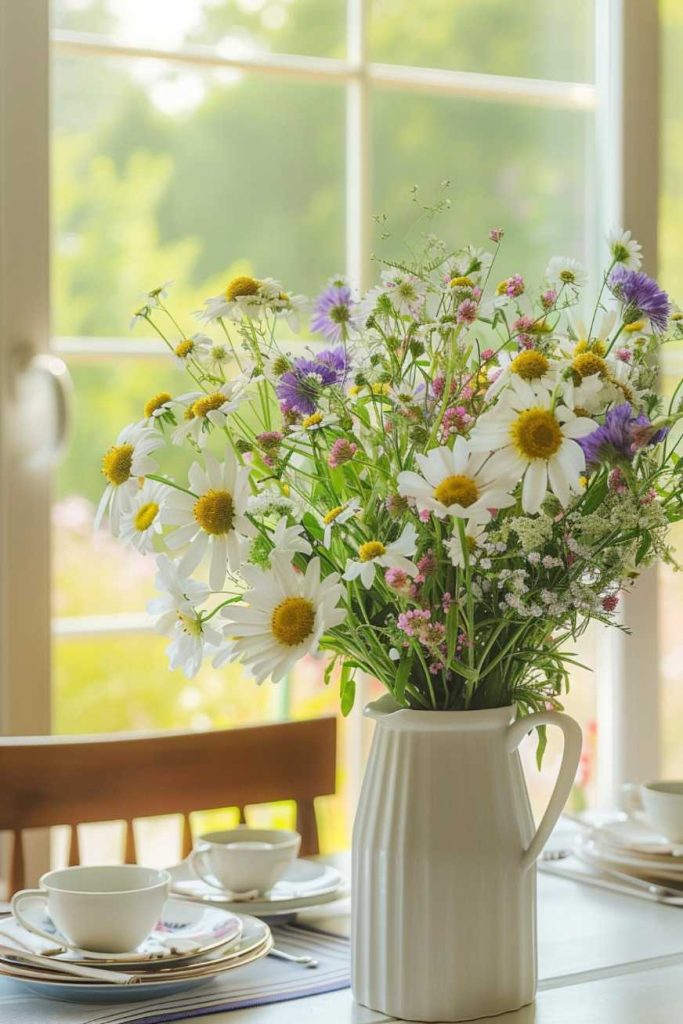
[297,798,319,857]
[68,825,80,866]
[10,830,24,893]
[124,821,137,864]
[181,814,193,859]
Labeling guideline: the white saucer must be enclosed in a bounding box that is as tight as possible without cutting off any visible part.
[5,897,242,966]
[168,857,347,916]
[0,914,270,1003]
[593,817,683,858]
[575,834,683,884]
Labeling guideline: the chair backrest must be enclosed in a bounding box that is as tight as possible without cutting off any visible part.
[0,716,336,894]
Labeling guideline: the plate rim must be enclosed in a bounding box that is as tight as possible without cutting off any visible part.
[6,896,245,968]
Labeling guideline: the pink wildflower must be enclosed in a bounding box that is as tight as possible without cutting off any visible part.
[418,508,431,523]
[608,467,628,495]
[541,288,557,310]
[616,348,632,362]
[506,274,525,298]
[328,438,358,468]
[480,348,495,361]
[417,549,438,577]
[457,299,478,324]
[602,594,619,613]
[489,227,504,243]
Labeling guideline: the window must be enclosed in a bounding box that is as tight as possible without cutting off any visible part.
[2,1,666,865]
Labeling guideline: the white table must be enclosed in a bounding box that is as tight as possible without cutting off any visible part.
[172,852,683,1023]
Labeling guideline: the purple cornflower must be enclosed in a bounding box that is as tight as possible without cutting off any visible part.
[609,266,670,332]
[579,403,668,466]
[276,347,348,414]
[311,279,356,342]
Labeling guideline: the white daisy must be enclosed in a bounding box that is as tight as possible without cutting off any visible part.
[200,275,282,323]
[119,479,167,553]
[607,228,642,270]
[445,521,487,568]
[130,304,151,330]
[171,381,247,447]
[146,280,173,305]
[198,341,232,376]
[148,556,220,680]
[161,449,254,590]
[469,378,597,514]
[343,523,418,589]
[397,437,516,522]
[95,423,165,535]
[216,557,345,683]
[381,269,428,316]
[545,256,587,291]
[142,391,175,426]
[269,517,312,557]
[317,500,361,547]
[486,348,562,400]
[172,333,212,368]
[272,290,308,332]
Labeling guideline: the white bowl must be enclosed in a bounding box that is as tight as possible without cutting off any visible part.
[191,828,301,894]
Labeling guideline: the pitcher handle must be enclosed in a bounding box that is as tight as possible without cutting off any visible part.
[506,711,583,872]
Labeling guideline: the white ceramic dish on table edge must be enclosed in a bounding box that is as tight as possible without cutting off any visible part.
[574,834,683,884]
[168,857,347,916]
[3,897,243,967]
[593,816,683,858]
[0,914,271,1003]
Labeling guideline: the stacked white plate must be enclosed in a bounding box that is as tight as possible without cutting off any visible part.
[574,817,683,886]
[168,857,347,917]
[0,899,271,1003]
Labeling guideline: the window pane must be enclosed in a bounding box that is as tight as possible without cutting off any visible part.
[53,0,346,60]
[372,92,594,276]
[368,0,595,83]
[53,56,345,337]
[659,0,683,778]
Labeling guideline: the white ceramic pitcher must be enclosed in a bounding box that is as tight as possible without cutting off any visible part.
[352,695,582,1022]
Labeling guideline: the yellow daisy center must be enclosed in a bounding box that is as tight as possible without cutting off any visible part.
[510,408,563,460]
[134,501,159,532]
[433,474,479,508]
[572,352,607,380]
[192,392,226,418]
[193,489,234,535]
[175,340,194,359]
[323,506,344,525]
[449,276,473,288]
[225,275,260,302]
[624,319,645,333]
[559,268,577,283]
[271,597,316,647]
[302,412,323,428]
[144,392,172,418]
[509,350,550,381]
[358,540,386,562]
[102,443,134,486]
[574,338,606,356]
[466,535,479,554]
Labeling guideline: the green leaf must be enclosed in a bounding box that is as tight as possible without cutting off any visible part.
[535,724,548,770]
[393,658,411,705]
[340,663,356,717]
[635,532,651,565]
[323,655,338,688]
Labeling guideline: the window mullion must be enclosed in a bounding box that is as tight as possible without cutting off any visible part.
[595,0,661,807]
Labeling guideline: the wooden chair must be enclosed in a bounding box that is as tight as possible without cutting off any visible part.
[0,716,336,894]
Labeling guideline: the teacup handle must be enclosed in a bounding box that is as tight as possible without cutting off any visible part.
[189,847,225,891]
[11,890,74,949]
[619,782,644,816]
[507,711,583,872]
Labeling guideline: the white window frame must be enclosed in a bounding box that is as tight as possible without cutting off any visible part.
[0,0,671,820]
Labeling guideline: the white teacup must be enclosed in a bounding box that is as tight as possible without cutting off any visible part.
[11,864,170,954]
[621,781,683,843]
[191,827,300,894]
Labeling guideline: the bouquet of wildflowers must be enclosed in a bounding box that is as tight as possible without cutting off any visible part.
[98,226,683,720]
